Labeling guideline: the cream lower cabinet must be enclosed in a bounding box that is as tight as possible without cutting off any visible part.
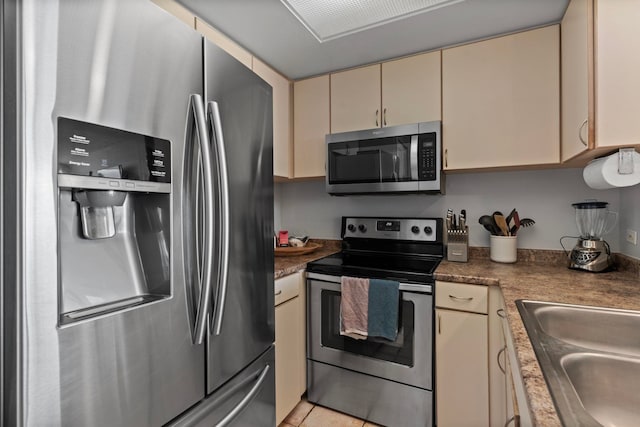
[435,281,489,427]
[274,271,306,424]
[442,25,560,170]
[496,292,532,427]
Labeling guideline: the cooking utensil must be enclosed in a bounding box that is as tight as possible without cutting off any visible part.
[510,211,521,235]
[479,215,499,235]
[493,213,510,236]
[506,208,517,231]
[519,218,535,228]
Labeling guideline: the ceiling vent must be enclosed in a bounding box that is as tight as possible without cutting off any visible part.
[280,0,466,42]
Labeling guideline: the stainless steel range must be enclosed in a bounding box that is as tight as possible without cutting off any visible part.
[306,217,444,427]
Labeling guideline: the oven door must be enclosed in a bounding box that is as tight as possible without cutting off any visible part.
[307,273,433,390]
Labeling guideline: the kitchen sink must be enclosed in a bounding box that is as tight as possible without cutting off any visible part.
[561,353,640,427]
[532,303,640,357]
[517,300,640,427]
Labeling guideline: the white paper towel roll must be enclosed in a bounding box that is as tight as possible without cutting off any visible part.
[583,150,640,189]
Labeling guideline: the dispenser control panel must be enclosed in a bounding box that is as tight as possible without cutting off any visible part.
[57,117,171,183]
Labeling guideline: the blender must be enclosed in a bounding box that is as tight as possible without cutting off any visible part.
[569,201,617,272]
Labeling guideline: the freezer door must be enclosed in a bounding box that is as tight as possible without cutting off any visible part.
[3,1,206,425]
[169,346,275,427]
[204,39,275,394]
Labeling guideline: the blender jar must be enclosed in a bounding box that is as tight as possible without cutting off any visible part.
[572,200,617,240]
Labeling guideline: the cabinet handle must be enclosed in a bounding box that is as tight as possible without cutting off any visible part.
[375,109,379,127]
[383,108,387,126]
[578,119,588,146]
[438,313,441,334]
[497,345,507,374]
[445,149,448,168]
[497,308,506,318]
[448,294,473,302]
[275,290,282,296]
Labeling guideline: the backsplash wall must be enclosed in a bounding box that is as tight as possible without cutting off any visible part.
[619,183,640,259]
[276,168,625,253]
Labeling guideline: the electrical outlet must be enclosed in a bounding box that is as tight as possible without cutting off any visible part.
[626,229,638,245]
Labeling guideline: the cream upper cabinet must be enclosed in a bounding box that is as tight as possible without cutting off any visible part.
[561,0,592,161]
[293,75,330,178]
[381,51,441,127]
[330,53,441,134]
[252,58,292,179]
[442,25,560,170]
[330,64,381,133]
[595,0,640,148]
[561,0,640,163]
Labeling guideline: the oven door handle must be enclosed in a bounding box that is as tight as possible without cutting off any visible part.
[305,272,432,294]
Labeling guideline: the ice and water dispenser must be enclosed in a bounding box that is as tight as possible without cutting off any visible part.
[57,117,172,324]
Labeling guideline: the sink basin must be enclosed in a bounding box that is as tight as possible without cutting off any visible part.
[562,353,640,427]
[517,300,640,427]
[528,302,640,357]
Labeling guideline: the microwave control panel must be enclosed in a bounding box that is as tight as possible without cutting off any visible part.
[418,132,437,181]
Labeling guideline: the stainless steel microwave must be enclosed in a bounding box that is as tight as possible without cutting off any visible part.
[326,121,443,195]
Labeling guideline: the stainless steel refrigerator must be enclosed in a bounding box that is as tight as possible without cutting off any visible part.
[1,0,275,426]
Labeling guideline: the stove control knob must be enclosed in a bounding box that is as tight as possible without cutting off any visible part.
[347,224,356,232]
[411,226,420,234]
[424,226,433,235]
[358,224,367,233]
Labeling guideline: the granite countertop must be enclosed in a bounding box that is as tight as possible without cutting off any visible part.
[274,239,341,279]
[435,248,640,426]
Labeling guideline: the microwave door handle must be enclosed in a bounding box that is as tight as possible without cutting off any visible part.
[208,100,230,336]
[190,94,216,346]
[410,135,419,180]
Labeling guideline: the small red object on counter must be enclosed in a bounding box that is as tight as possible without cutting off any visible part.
[278,230,289,247]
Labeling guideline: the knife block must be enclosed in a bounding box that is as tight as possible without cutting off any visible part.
[447,227,469,262]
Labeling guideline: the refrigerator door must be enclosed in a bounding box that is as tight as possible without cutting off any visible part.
[203,39,275,394]
[3,1,205,425]
[169,346,275,427]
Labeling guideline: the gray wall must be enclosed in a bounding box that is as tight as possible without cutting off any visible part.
[276,168,632,254]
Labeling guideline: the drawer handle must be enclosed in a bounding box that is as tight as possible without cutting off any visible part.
[449,294,473,302]
[497,308,506,318]
[497,345,507,374]
[275,290,282,296]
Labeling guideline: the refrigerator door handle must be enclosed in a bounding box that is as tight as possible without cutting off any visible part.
[190,94,216,345]
[207,101,230,336]
[216,364,271,427]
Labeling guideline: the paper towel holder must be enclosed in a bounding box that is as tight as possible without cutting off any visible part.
[583,147,640,189]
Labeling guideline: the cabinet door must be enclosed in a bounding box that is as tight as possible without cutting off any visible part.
[596,0,640,148]
[561,0,592,161]
[330,64,381,133]
[293,75,329,178]
[382,51,441,127]
[436,308,489,427]
[253,58,292,178]
[275,296,302,424]
[442,26,560,170]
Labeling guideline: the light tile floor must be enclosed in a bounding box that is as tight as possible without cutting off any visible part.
[279,399,381,427]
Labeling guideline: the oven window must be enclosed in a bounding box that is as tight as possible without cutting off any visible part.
[328,136,413,184]
[320,290,414,367]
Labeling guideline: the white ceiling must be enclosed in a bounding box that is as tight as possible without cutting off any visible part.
[175,0,569,80]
